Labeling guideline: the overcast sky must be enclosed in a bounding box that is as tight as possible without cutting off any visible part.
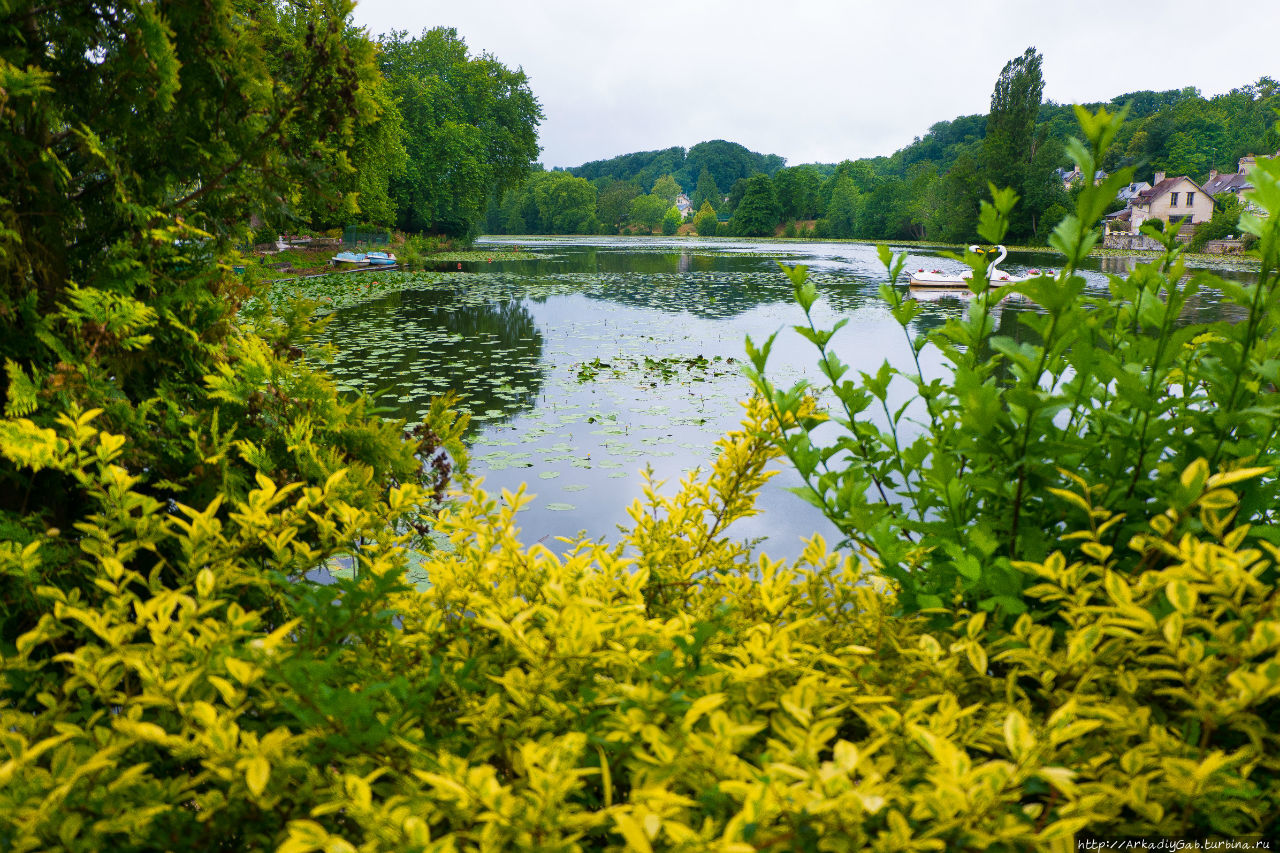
[351,0,1280,170]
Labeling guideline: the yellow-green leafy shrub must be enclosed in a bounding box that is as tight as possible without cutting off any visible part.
[3,400,1276,850]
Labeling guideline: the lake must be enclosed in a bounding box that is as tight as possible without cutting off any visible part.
[314,236,1255,558]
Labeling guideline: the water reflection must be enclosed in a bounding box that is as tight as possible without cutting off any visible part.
[318,287,545,429]
[312,237,1264,559]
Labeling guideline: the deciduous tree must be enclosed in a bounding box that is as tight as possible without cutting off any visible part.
[981,46,1045,238]
[629,194,670,233]
[693,201,720,236]
[651,173,682,204]
[379,27,542,238]
[595,180,642,233]
[534,172,599,234]
[773,166,822,221]
[825,173,860,238]
[983,47,1044,194]
[662,206,682,235]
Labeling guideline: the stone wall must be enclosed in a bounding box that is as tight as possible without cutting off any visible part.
[1102,233,1164,251]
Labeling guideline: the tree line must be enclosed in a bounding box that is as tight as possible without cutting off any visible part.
[257,20,542,241]
[485,49,1278,244]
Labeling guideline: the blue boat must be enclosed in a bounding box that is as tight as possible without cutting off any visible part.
[332,251,367,265]
[366,251,397,266]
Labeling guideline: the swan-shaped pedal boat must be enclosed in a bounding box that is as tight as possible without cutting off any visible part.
[908,245,1048,288]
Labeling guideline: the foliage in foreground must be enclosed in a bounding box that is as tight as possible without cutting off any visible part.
[0,1,471,662]
[2,400,1278,849]
[748,106,1280,621]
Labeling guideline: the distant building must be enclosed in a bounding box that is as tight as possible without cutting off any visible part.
[1116,181,1151,203]
[1058,165,1109,190]
[1202,169,1252,201]
[1108,172,1212,231]
[675,193,693,218]
[1201,153,1280,202]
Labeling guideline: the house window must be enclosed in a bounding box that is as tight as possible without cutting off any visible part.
[1186,192,1195,207]
[1170,192,1179,206]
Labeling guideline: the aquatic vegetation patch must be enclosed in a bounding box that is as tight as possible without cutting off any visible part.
[573,353,739,383]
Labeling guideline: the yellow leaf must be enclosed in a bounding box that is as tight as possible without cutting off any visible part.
[595,744,613,807]
[278,820,329,853]
[1103,570,1133,607]
[965,641,988,676]
[254,618,301,653]
[196,569,215,599]
[614,813,653,853]
[832,740,859,772]
[1003,710,1035,761]
[1165,580,1197,615]
[1198,488,1238,510]
[324,469,348,493]
[1206,466,1269,489]
[414,771,472,803]
[225,657,259,686]
[207,675,240,705]
[682,693,726,731]
[117,720,170,744]
[1049,719,1102,748]
[1046,487,1093,514]
[1080,541,1113,562]
[1036,766,1078,795]
[1180,457,1208,491]
[245,755,270,796]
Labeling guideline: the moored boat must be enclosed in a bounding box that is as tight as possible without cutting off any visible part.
[907,245,1042,288]
[332,251,367,265]
[366,251,396,266]
[908,267,974,287]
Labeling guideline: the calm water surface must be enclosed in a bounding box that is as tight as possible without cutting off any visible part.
[316,236,1255,558]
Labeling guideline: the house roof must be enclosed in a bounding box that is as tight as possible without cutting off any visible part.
[1202,172,1252,196]
[1106,208,1132,222]
[1117,181,1151,200]
[1135,176,1205,204]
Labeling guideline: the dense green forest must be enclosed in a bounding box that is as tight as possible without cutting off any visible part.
[484,50,1279,244]
[570,140,786,194]
[250,23,542,241]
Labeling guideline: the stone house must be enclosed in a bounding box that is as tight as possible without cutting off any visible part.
[1201,162,1253,201]
[1125,172,1213,229]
